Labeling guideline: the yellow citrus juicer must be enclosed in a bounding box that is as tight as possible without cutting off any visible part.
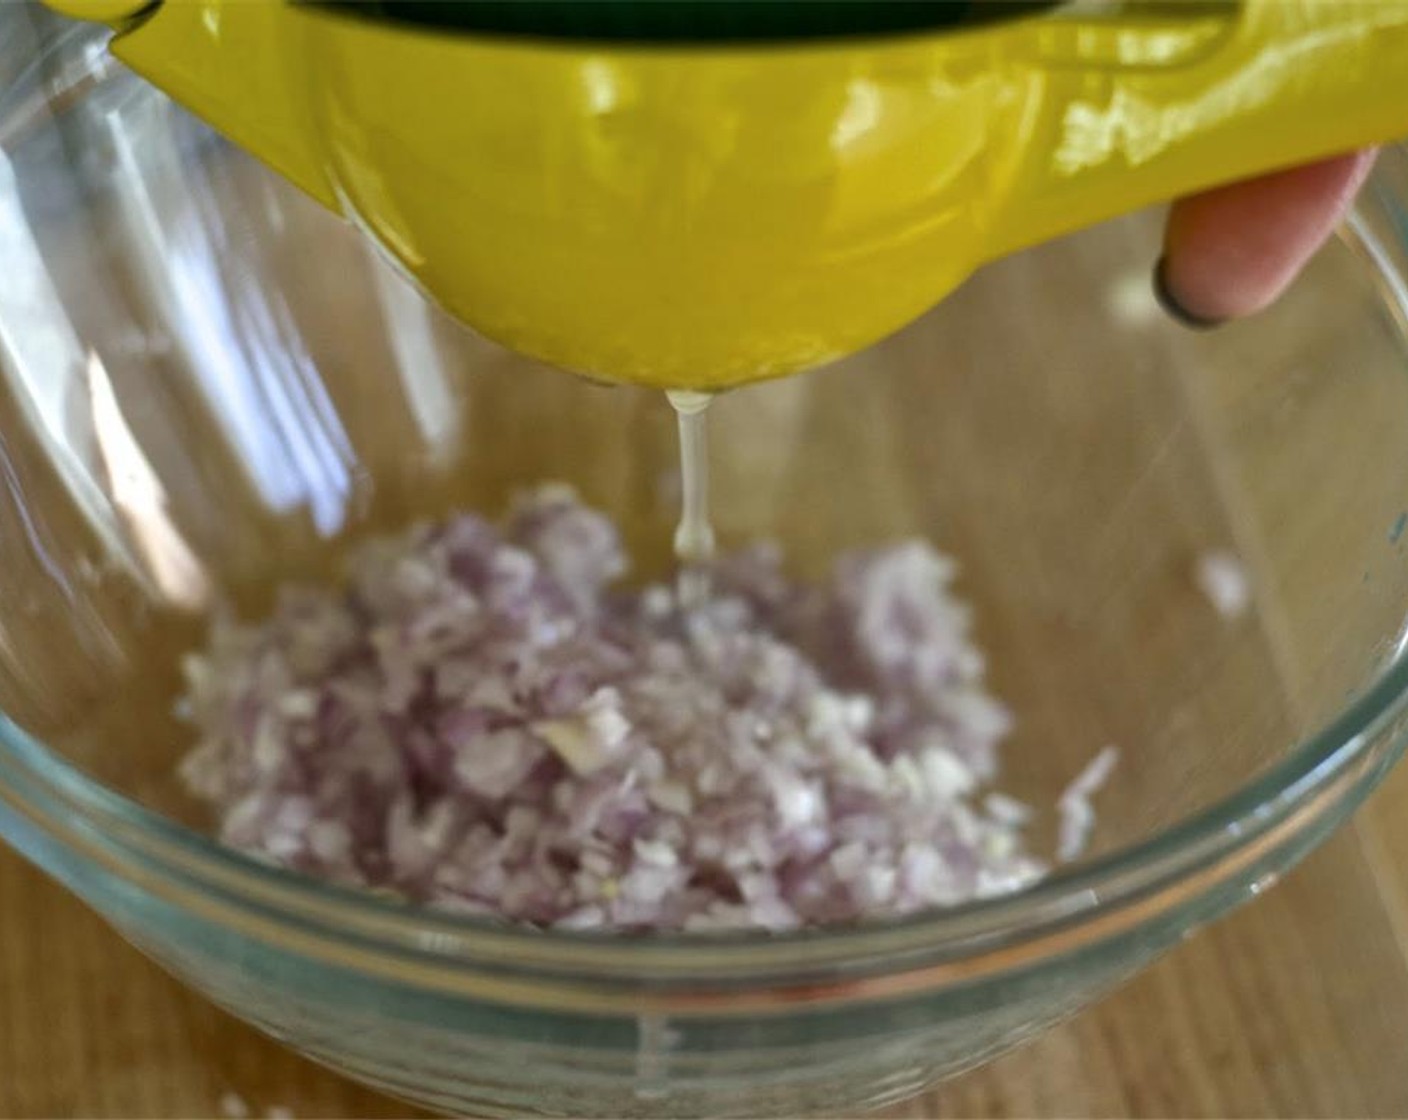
[39,0,1408,390]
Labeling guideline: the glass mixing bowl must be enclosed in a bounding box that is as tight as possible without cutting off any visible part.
[6,13,1408,1118]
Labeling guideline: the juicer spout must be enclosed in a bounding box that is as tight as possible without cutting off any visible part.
[42,0,339,212]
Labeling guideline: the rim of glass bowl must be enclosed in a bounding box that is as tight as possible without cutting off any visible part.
[3,26,1408,1008]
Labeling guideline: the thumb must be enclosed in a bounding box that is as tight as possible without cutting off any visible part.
[1157,149,1377,326]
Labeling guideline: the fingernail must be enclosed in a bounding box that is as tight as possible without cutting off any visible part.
[1153,257,1224,331]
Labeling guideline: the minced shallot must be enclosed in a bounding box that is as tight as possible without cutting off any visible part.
[178,486,1108,932]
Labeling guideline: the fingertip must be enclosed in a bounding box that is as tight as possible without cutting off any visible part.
[1152,257,1223,331]
[1160,149,1376,326]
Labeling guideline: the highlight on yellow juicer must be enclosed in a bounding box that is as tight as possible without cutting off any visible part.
[40,0,1408,389]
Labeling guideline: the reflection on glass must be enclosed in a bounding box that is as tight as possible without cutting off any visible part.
[364,237,462,464]
[103,99,355,535]
[87,351,208,608]
[0,147,137,578]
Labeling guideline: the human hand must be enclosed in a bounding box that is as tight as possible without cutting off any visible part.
[1155,149,1378,327]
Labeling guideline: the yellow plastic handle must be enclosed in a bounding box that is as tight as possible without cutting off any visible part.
[990,0,1408,258]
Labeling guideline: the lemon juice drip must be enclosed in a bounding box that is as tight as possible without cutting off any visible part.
[666,390,715,609]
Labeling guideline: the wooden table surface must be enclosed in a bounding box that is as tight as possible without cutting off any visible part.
[7,135,1408,1114]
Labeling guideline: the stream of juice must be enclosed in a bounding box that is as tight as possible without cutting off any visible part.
[666,389,715,609]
